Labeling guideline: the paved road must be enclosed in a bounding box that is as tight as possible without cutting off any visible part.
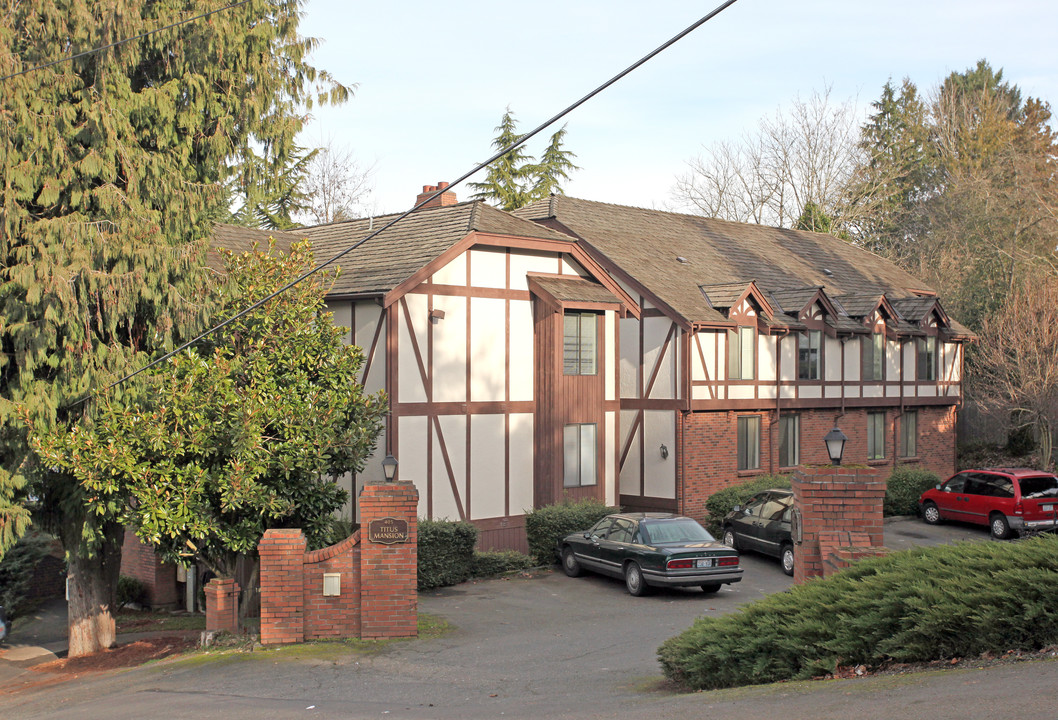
[3,519,1054,719]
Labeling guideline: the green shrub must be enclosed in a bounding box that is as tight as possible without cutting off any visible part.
[703,474,791,535]
[417,518,478,590]
[0,533,52,619]
[470,550,534,577]
[524,498,618,566]
[884,466,940,516]
[117,575,150,609]
[659,534,1058,691]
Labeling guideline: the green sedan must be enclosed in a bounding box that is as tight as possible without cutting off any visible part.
[558,512,743,596]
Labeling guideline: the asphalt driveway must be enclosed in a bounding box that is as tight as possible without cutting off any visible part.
[4,518,1055,720]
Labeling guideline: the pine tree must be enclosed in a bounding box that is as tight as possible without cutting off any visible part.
[469,108,579,211]
[0,0,349,656]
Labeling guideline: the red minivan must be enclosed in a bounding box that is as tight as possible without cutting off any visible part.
[919,468,1058,539]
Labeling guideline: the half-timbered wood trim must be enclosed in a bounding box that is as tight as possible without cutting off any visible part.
[619,411,643,472]
[360,305,386,386]
[620,399,685,410]
[643,322,677,400]
[431,414,467,521]
[692,332,717,400]
[400,297,431,399]
[689,395,959,411]
[410,284,531,302]
[382,231,641,318]
[386,303,398,457]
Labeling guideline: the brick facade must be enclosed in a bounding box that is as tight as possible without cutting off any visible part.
[257,481,418,645]
[120,528,179,609]
[791,466,887,583]
[680,405,956,523]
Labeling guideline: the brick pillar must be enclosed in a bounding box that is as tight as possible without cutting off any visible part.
[359,481,418,639]
[204,578,240,634]
[259,529,307,645]
[791,466,885,584]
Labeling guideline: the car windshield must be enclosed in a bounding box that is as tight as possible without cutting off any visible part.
[641,519,714,544]
[1020,475,1058,498]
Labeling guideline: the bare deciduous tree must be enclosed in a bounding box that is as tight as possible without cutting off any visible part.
[299,143,375,225]
[673,86,865,232]
[972,275,1058,468]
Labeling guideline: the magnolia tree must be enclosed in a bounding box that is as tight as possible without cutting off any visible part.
[35,241,387,617]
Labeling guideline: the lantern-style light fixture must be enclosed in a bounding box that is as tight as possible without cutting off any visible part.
[382,454,398,481]
[824,428,848,465]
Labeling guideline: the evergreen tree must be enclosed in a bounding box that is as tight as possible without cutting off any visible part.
[0,0,349,655]
[469,108,579,211]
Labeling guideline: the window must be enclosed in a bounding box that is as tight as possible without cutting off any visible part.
[867,412,886,460]
[900,410,917,458]
[778,414,800,467]
[563,423,597,487]
[737,416,761,471]
[563,312,597,375]
[798,330,822,380]
[862,332,885,381]
[727,326,755,380]
[917,336,937,381]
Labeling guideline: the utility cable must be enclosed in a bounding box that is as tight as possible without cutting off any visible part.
[70,0,742,406]
[0,0,254,83]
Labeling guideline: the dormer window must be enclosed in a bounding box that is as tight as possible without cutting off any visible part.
[563,312,597,375]
[727,326,755,380]
[797,330,822,380]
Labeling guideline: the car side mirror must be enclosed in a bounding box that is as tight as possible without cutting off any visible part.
[935,484,941,490]
[583,532,592,539]
[732,504,741,512]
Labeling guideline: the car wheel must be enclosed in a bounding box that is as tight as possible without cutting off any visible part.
[922,501,942,525]
[722,527,738,550]
[781,543,795,576]
[700,583,721,594]
[624,562,649,596]
[561,546,584,577]
[990,513,1012,540]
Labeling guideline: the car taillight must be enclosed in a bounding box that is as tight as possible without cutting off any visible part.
[667,559,694,569]
[718,556,739,567]
[1014,501,1023,515]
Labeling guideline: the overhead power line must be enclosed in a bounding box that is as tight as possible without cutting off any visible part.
[0,0,253,83]
[69,0,742,407]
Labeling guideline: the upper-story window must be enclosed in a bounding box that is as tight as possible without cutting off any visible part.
[862,332,885,381]
[916,336,937,381]
[563,312,597,375]
[798,330,822,380]
[727,326,755,380]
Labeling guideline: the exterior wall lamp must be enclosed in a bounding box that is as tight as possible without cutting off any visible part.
[382,454,398,481]
[660,444,669,460]
[824,427,848,465]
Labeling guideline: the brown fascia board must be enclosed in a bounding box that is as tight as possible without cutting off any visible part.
[738,281,775,320]
[380,230,641,319]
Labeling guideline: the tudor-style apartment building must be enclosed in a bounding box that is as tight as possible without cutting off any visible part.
[216,184,970,552]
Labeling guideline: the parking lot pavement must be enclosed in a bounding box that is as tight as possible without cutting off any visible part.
[883,515,993,551]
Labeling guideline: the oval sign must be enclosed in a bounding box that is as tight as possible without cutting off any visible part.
[368,517,409,544]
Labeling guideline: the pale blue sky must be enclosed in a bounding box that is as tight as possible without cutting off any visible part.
[298,0,1057,216]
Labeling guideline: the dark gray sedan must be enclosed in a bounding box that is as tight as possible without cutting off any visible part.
[721,488,795,575]
[558,512,742,596]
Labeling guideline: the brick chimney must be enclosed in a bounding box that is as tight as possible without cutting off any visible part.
[415,181,457,209]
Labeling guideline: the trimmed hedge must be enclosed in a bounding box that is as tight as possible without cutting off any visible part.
[471,550,534,577]
[884,466,941,516]
[659,534,1058,690]
[417,518,478,590]
[525,498,618,565]
[703,474,791,535]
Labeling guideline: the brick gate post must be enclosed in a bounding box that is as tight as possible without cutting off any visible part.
[359,481,419,639]
[258,528,307,644]
[204,578,240,634]
[791,466,885,583]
